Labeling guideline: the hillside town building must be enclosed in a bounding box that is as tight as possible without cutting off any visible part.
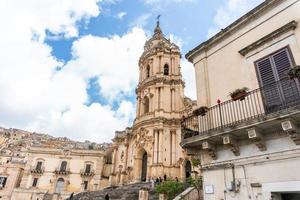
[0,128,109,200]
[182,0,300,199]
[1,0,300,199]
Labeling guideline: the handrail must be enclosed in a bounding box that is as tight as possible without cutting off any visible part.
[182,78,300,139]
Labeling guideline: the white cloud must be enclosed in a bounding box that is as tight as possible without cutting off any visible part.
[143,0,195,5]
[65,28,147,100]
[0,0,147,142]
[181,59,196,100]
[130,13,152,28]
[116,11,127,19]
[207,0,264,38]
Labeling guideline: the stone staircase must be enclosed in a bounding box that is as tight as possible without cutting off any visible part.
[71,182,159,200]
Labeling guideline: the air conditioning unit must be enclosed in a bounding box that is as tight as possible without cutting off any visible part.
[223,136,230,144]
[226,181,235,191]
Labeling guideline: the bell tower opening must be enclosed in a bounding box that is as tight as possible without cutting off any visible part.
[163,64,169,75]
[146,65,150,78]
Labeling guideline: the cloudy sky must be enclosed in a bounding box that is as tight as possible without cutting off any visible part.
[0,0,263,142]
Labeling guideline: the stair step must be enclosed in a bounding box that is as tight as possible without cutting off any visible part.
[72,182,159,200]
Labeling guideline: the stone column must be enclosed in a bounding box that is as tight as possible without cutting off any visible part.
[109,147,117,186]
[156,87,160,110]
[158,129,164,163]
[136,97,140,117]
[153,130,158,164]
[159,88,163,110]
[124,143,129,170]
[171,131,176,165]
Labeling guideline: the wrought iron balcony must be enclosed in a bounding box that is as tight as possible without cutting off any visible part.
[181,78,300,140]
[30,166,45,174]
[54,167,70,175]
[80,169,95,177]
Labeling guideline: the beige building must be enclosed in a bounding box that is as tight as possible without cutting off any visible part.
[108,21,196,186]
[0,156,25,200]
[11,146,106,200]
[0,128,110,200]
[182,0,300,200]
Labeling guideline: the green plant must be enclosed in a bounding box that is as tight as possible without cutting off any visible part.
[229,87,249,101]
[191,157,201,167]
[288,65,300,79]
[193,106,209,116]
[187,176,203,200]
[155,181,184,200]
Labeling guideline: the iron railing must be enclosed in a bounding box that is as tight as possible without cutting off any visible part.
[182,78,300,139]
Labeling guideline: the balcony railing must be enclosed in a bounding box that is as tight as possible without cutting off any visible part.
[182,78,300,139]
[54,167,70,175]
[30,166,45,174]
[80,169,95,177]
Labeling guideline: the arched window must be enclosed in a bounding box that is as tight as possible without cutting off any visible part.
[164,64,169,75]
[60,161,67,172]
[55,178,64,193]
[146,65,150,78]
[144,97,149,114]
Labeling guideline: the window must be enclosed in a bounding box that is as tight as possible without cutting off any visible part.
[0,177,7,188]
[255,47,300,113]
[85,164,91,173]
[146,65,150,78]
[36,161,42,170]
[32,178,38,187]
[60,161,67,172]
[83,181,88,190]
[163,64,169,75]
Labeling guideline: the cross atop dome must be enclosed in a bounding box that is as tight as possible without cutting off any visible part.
[153,15,163,38]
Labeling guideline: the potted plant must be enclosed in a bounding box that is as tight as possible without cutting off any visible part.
[229,87,249,101]
[193,106,209,116]
[288,65,300,79]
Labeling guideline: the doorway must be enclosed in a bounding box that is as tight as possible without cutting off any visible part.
[141,152,147,182]
[185,160,192,179]
[55,178,64,193]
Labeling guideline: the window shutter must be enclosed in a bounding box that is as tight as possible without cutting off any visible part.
[256,57,282,112]
[272,49,300,103]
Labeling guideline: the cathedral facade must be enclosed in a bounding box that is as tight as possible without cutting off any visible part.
[108,21,196,186]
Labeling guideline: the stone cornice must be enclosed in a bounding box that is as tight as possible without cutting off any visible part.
[239,20,297,56]
[136,76,185,94]
[132,117,182,131]
[139,49,180,65]
[28,147,104,157]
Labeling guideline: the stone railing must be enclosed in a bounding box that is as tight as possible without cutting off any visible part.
[30,166,45,174]
[80,169,95,177]
[54,167,70,175]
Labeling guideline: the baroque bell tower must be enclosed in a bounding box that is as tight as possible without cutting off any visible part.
[132,19,187,179]
[109,19,191,186]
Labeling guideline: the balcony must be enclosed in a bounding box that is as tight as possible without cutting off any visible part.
[80,169,95,177]
[54,167,70,175]
[181,78,300,152]
[30,166,45,174]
